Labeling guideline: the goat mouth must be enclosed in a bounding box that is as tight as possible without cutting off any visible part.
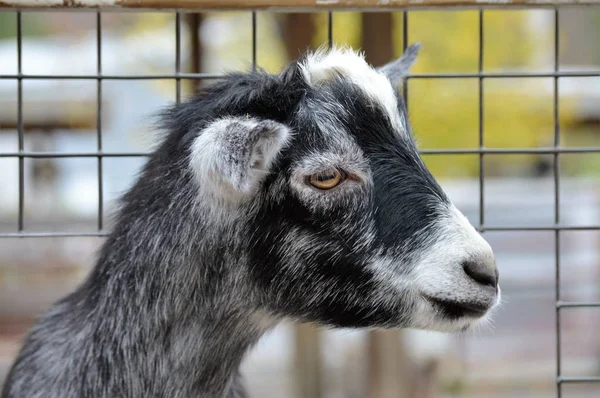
[423,295,490,319]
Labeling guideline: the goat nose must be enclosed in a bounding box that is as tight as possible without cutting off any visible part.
[462,259,498,288]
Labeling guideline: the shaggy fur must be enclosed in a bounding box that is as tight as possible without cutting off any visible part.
[2,44,499,398]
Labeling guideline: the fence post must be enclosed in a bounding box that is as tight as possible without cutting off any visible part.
[294,323,323,398]
[361,12,393,66]
[365,330,413,398]
[360,12,417,398]
[281,13,316,59]
[186,13,203,90]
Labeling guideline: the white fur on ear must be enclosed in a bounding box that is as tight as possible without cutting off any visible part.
[189,116,291,204]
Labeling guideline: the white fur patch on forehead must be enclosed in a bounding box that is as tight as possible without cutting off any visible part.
[300,47,404,133]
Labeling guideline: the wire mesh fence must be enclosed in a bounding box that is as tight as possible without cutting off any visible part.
[0,2,599,397]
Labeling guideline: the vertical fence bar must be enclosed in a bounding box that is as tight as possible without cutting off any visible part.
[96,12,103,231]
[17,12,24,232]
[402,11,408,103]
[176,12,182,104]
[252,11,257,71]
[188,13,203,89]
[553,7,562,398]
[327,11,333,48]
[478,9,485,231]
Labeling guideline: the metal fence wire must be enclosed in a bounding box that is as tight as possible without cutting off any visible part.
[0,2,600,397]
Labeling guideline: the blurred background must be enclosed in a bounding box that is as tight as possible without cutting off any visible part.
[0,6,599,398]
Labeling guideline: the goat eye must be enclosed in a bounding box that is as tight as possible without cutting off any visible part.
[308,169,345,190]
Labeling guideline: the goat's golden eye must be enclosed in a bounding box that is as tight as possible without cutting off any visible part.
[308,169,345,190]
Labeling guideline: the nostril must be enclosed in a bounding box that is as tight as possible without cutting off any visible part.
[462,260,497,288]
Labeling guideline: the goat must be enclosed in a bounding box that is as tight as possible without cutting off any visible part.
[1,44,500,398]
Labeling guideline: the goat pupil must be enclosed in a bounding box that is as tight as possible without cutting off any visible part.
[318,172,335,181]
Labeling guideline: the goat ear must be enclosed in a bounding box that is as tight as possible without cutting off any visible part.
[190,117,291,202]
[276,59,309,108]
[279,58,304,84]
[378,43,421,85]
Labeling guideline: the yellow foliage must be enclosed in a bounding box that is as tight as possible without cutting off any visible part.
[125,13,173,36]
[409,78,576,177]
